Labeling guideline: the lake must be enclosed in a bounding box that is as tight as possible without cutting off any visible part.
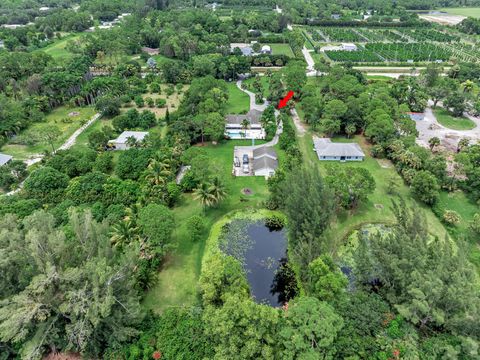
[219,219,296,307]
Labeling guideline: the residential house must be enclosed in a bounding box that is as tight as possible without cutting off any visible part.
[0,153,13,167]
[108,131,148,150]
[253,146,278,177]
[331,14,341,20]
[313,138,365,161]
[260,45,272,54]
[225,109,265,139]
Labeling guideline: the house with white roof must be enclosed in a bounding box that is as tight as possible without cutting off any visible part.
[108,131,148,150]
[260,45,272,54]
[225,109,265,140]
[0,153,13,166]
[313,138,365,162]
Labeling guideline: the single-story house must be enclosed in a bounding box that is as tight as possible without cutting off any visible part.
[225,109,265,139]
[313,138,365,162]
[407,112,425,121]
[341,43,358,51]
[253,146,278,177]
[260,45,272,55]
[230,43,254,56]
[108,131,148,150]
[0,153,13,166]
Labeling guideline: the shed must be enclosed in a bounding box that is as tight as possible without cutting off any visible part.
[260,45,272,54]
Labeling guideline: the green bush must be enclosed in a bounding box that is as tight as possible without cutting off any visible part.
[265,214,285,230]
[186,214,206,242]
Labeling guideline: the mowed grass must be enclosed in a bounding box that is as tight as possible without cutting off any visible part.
[440,7,480,18]
[225,82,250,114]
[143,139,274,313]
[243,76,271,98]
[296,132,448,251]
[39,33,83,62]
[433,108,476,130]
[1,106,96,160]
[270,43,294,57]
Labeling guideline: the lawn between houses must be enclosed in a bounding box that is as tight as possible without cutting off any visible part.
[0,106,96,160]
[142,139,286,313]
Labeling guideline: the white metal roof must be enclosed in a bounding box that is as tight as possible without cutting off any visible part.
[313,138,365,158]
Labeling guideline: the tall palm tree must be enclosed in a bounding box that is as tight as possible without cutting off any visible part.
[428,137,440,151]
[208,176,227,205]
[194,182,215,211]
[241,119,250,139]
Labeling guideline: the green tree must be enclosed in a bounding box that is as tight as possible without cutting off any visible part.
[307,255,348,303]
[279,297,344,359]
[411,170,439,205]
[23,166,69,203]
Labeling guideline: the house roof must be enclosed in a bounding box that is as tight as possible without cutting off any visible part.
[313,138,365,158]
[225,109,263,125]
[253,156,278,172]
[253,146,277,160]
[111,131,148,144]
[0,153,13,166]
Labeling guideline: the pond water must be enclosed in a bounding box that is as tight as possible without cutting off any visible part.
[219,219,296,307]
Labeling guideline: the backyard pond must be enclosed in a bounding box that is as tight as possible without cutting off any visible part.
[219,218,297,307]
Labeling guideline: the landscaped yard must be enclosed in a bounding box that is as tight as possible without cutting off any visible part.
[225,82,250,114]
[433,108,476,130]
[143,139,278,313]
[1,106,96,160]
[243,76,270,99]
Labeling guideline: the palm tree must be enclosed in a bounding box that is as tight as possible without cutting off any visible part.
[145,158,172,186]
[208,176,227,205]
[457,138,470,153]
[110,220,139,248]
[241,119,250,139]
[126,136,138,149]
[194,182,215,211]
[345,123,356,139]
[428,137,440,151]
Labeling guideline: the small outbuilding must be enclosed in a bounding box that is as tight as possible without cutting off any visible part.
[260,45,272,55]
[341,43,358,51]
[313,138,365,162]
[108,131,148,150]
[0,153,13,166]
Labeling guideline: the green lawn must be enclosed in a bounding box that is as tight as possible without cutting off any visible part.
[225,82,250,114]
[1,106,96,160]
[270,43,294,57]
[143,139,277,313]
[39,33,82,62]
[433,108,476,130]
[296,131,448,251]
[440,7,480,18]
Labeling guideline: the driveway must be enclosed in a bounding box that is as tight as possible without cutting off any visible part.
[416,106,480,151]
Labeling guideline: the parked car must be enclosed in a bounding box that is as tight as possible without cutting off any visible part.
[242,164,249,174]
[242,154,249,164]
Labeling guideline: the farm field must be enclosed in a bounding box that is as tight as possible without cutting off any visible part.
[225,82,250,113]
[0,106,96,160]
[440,7,480,18]
[433,108,476,130]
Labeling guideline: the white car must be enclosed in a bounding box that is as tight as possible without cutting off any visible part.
[242,164,249,174]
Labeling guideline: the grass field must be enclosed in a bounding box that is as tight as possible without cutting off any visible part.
[433,108,476,130]
[440,7,480,18]
[270,43,294,57]
[39,33,82,62]
[1,106,96,160]
[243,76,270,99]
[225,82,250,114]
[142,139,277,313]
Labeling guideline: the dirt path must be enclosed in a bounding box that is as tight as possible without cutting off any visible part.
[290,108,306,136]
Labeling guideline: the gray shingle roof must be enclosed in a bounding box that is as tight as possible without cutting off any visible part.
[253,156,278,172]
[0,153,13,166]
[253,146,277,160]
[225,109,263,126]
[111,131,149,144]
[313,138,365,158]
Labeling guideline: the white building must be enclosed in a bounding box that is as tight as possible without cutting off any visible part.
[341,43,358,51]
[0,153,13,166]
[261,45,272,54]
[225,109,265,140]
[313,138,365,162]
[39,7,50,11]
[108,131,149,150]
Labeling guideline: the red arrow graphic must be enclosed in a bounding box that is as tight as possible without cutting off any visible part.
[278,90,294,109]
